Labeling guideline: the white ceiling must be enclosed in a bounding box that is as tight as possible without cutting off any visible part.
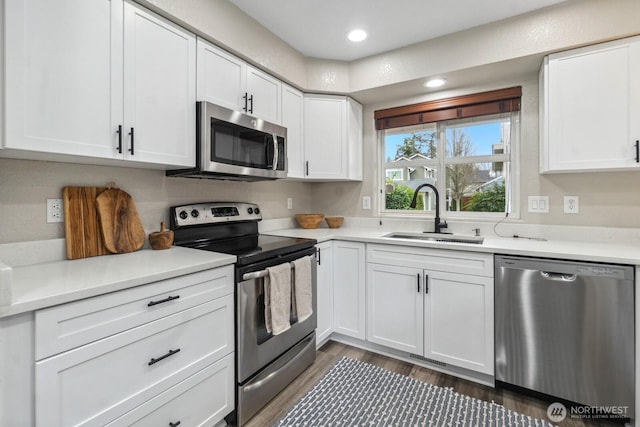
[228,0,568,62]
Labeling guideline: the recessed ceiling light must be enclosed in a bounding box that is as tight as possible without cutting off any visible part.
[424,78,447,88]
[347,29,367,42]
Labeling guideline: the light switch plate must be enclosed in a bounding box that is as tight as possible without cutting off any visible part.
[528,196,549,213]
[362,196,371,210]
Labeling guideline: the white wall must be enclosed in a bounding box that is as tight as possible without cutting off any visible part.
[0,159,312,243]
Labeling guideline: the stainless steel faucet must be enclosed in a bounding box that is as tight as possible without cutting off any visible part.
[409,183,448,233]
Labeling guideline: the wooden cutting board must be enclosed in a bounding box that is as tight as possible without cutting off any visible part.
[63,186,110,260]
[95,188,145,254]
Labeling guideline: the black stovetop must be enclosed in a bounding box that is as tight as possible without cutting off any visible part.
[183,233,316,266]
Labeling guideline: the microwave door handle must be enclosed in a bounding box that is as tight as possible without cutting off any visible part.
[272,135,279,170]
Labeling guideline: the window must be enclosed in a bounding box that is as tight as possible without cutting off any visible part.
[377,87,520,217]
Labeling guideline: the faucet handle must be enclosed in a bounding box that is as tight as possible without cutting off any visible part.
[440,220,448,229]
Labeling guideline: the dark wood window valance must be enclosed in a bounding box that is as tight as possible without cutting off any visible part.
[374,86,522,130]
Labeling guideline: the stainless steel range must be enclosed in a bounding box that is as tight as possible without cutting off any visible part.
[170,202,317,426]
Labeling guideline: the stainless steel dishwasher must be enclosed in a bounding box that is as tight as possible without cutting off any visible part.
[495,255,634,416]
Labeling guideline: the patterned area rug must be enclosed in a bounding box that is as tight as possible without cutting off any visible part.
[274,357,555,427]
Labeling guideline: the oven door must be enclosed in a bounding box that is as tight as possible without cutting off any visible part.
[200,101,287,179]
[236,246,317,384]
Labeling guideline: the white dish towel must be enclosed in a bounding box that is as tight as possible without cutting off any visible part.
[264,262,292,335]
[292,255,313,322]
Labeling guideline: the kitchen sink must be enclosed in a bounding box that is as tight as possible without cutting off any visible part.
[383,232,484,245]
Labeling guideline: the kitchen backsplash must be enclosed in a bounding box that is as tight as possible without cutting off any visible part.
[0,158,312,244]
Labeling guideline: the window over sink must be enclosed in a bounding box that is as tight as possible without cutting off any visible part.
[375,87,521,218]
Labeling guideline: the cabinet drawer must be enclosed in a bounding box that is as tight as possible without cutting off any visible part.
[35,295,233,427]
[35,266,233,359]
[367,244,493,277]
[106,353,235,427]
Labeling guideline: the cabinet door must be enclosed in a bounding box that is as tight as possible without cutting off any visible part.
[282,85,305,178]
[543,37,640,172]
[247,65,281,124]
[315,242,334,345]
[304,95,348,179]
[424,271,494,375]
[5,0,123,158]
[367,263,423,354]
[196,38,245,111]
[333,241,366,339]
[347,98,363,181]
[123,3,196,167]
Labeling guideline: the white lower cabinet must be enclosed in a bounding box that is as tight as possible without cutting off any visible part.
[106,353,234,427]
[315,241,334,345]
[367,263,423,354]
[333,241,366,340]
[34,266,235,426]
[366,244,494,375]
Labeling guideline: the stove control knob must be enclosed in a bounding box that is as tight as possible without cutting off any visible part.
[179,210,188,220]
[254,207,260,215]
[247,207,254,214]
[190,209,200,218]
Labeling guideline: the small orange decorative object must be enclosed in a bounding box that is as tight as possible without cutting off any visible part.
[325,216,344,229]
[148,221,174,250]
[295,214,325,229]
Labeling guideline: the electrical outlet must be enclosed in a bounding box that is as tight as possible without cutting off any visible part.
[287,197,293,210]
[47,198,64,223]
[362,196,371,210]
[528,196,549,213]
[564,196,579,214]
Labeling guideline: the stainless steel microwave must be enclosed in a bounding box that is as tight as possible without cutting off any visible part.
[166,101,287,181]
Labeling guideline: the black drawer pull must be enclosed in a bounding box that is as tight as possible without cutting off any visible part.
[635,140,639,163]
[169,422,181,427]
[148,348,181,366]
[147,295,180,307]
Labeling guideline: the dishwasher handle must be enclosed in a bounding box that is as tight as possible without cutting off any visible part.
[540,271,577,282]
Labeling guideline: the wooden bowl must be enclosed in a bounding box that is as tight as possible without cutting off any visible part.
[325,216,344,228]
[148,222,174,250]
[295,214,325,229]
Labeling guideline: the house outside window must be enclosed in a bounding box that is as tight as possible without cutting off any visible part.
[376,87,521,218]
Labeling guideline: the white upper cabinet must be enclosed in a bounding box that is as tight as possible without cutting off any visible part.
[301,94,363,181]
[540,36,640,173]
[4,0,196,168]
[282,85,305,178]
[5,0,122,159]
[123,2,196,167]
[197,39,281,123]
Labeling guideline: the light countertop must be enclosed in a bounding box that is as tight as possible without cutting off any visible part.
[0,246,236,318]
[265,227,640,266]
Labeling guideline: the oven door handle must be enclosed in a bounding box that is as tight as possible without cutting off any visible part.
[242,270,270,281]
[241,254,316,281]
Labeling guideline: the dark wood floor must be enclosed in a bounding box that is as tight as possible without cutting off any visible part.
[245,340,623,427]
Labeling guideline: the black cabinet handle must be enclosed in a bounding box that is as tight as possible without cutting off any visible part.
[316,248,321,266]
[635,140,639,163]
[148,348,181,366]
[248,94,254,114]
[243,92,248,112]
[116,125,123,154]
[128,127,134,155]
[169,422,181,427]
[417,273,421,293]
[425,274,429,294]
[305,161,309,176]
[147,295,180,307]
